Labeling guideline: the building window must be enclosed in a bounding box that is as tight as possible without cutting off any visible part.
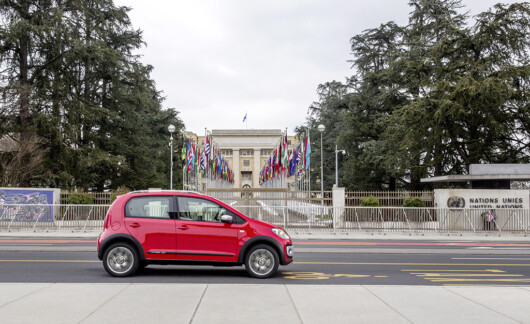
[287,140,291,145]
[220,149,232,156]
[243,160,250,167]
[260,149,272,156]
[241,150,253,156]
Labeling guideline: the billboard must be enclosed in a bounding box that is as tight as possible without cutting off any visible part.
[0,188,60,222]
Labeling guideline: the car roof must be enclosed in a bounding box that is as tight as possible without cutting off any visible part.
[128,190,202,195]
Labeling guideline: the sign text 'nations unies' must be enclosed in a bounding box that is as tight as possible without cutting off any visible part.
[434,189,530,209]
[469,197,524,209]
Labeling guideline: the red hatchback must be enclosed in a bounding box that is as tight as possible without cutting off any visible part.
[97,190,293,278]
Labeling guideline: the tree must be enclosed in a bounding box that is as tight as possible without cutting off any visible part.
[299,0,530,191]
[387,1,530,187]
[0,0,185,190]
[343,21,406,190]
[0,0,62,186]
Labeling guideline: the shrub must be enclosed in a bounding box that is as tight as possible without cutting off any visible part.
[67,193,95,205]
[111,187,130,203]
[360,196,379,207]
[403,197,425,207]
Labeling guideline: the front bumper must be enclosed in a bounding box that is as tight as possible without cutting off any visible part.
[286,244,294,258]
[281,244,294,265]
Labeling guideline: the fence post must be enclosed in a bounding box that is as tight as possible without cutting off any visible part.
[284,191,288,230]
[83,206,94,230]
[332,187,345,230]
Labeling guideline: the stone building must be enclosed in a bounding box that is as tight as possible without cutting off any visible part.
[191,129,296,189]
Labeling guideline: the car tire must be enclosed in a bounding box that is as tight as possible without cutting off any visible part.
[244,244,279,279]
[102,242,139,277]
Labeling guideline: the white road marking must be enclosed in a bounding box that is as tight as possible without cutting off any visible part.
[452,257,530,260]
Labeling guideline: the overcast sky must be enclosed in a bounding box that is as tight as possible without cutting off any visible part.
[113,0,519,136]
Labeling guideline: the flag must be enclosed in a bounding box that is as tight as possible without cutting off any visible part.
[281,133,288,171]
[205,136,210,161]
[305,133,311,169]
[243,113,247,122]
[200,149,205,173]
[181,136,186,169]
[296,146,300,165]
[186,139,192,172]
[289,147,298,176]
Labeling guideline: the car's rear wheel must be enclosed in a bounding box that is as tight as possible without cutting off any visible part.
[244,244,279,279]
[103,242,139,277]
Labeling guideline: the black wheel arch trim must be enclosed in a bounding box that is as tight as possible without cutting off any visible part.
[238,236,286,264]
[98,234,145,261]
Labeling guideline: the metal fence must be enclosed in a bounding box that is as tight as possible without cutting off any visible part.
[57,190,435,207]
[1,203,529,234]
[0,204,108,230]
[345,191,434,207]
[60,192,112,205]
[205,188,334,207]
[230,206,530,233]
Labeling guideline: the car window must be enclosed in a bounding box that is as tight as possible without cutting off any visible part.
[125,196,172,219]
[177,197,227,223]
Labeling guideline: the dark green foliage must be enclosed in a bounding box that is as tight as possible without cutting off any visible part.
[110,187,130,203]
[300,1,530,191]
[403,197,425,207]
[360,196,379,207]
[0,0,184,190]
[67,193,95,205]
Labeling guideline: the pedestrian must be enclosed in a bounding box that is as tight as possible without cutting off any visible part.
[482,210,495,230]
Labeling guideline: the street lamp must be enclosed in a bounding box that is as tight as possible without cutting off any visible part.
[318,124,325,206]
[334,144,346,188]
[168,124,176,190]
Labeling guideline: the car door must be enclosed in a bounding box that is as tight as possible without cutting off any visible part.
[175,196,240,262]
[124,195,177,260]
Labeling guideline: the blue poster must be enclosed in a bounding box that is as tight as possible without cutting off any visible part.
[0,189,53,222]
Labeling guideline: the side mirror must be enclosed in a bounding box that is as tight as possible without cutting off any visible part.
[220,215,233,224]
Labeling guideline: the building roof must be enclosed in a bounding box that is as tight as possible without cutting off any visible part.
[211,129,282,136]
[421,164,530,183]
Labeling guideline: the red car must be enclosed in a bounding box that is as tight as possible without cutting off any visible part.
[97,190,293,278]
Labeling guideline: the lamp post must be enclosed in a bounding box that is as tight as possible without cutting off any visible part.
[318,124,325,206]
[334,144,346,188]
[168,124,176,190]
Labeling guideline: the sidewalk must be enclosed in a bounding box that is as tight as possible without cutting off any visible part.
[0,283,529,323]
[0,229,529,241]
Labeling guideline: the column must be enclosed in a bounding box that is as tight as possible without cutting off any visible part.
[253,149,261,188]
[233,149,240,188]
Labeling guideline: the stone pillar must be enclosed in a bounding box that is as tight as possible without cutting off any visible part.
[253,149,261,188]
[233,149,240,188]
[332,187,345,229]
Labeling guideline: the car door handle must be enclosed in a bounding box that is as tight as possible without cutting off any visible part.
[178,225,189,230]
[129,222,141,228]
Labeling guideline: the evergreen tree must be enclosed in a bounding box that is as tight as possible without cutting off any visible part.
[0,0,184,190]
[300,1,530,190]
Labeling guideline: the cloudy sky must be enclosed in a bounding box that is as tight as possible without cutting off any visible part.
[113,0,519,135]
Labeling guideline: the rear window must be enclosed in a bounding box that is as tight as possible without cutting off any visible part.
[125,196,173,219]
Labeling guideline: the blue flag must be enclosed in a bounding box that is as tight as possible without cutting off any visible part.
[243,113,247,122]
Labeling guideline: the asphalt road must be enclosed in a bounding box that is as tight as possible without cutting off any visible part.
[1,238,530,286]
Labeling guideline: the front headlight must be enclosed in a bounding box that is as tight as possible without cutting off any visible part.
[272,228,290,240]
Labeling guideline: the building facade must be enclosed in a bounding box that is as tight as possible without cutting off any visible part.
[193,129,296,189]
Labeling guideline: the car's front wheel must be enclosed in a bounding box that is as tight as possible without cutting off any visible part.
[244,244,279,279]
[102,242,139,277]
